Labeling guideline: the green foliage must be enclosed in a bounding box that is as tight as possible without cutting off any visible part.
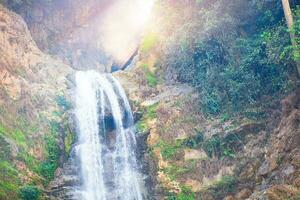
[146,72,158,87]
[204,175,237,199]
[202,135,237,159]
[0,135,11,161]
[136,120,149,133]
[64,125,75,155]
[158,0,296,116]
[0,124,43,198]
[141,32,158,53]
[17,153,39,173]
[157,140,183,160]
[11,130,27,150]
[183,132,204,148]
[0,161,20,199]
[183,133,238,159]
[136,103,158,133]
[18,185,40,200]
[55,95,72,112]
[39,121,61,183]
[167,186,196,200]
[141,64,158,87]
[164,162,196,180]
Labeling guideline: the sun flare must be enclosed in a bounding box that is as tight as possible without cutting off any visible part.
[98,0,155,64]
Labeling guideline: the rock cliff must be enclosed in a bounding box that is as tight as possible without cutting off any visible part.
[115,56,300,200]
[0,4,74,199]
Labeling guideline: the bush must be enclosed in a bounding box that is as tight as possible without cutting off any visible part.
[38,121,61,183]
[18,185,40,200]
[141,64,158,87]
[183,133,238,159]
[167,186,195,200]
[183,132,204,148]
[156,0,295,116]
[55,95,72,112]
[205,176,237,199]
[158,140,182,160]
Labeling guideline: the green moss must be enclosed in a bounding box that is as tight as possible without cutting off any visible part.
[146,72,158,87]
[0,135,11,161]
[38,121,61,184]
[0,161,20,199]
[0,123,44,198]
[64,125,75,156]
[144,103,158,119]
[18,185,40,200]
[163,163,195,180]
[136,103,159,133]
[11,130,27,150]
[141,64,159,87]
[157,140,183,160]
[0,124,28,150]
[136,120,149,133]
[17,153,39,173]
[141,32,158,53]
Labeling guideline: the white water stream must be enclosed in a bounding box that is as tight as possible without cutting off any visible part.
[74,71,144,200]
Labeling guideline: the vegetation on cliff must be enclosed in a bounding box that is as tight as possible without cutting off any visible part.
[124,0,300,199]
[144,0,299,116]
[0,0,299,199]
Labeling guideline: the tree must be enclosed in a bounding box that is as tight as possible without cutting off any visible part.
[281,0,300,77]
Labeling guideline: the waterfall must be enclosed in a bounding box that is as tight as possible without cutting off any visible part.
[74,70,144,200]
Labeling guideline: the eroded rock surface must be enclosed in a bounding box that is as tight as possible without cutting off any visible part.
[0,4,74,199]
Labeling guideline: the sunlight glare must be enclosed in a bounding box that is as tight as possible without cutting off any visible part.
[98,0,155,64]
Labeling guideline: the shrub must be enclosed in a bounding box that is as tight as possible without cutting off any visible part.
[184,133,237,159]
[157,140,183,160]
[55,95,72,112]
[167,186,195,200]
[141,64,158,87]
[18,185,40,200]
[205,175,238,199]
[136,103,158,133]
[39,121,61,183]
[157,0,295,116]
[183,132,204,148]
[141,32,158,53]
[146,72,158,87]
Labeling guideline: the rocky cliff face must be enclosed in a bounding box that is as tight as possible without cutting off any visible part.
[1,0,114,71]
[2,0,141,71]
[0,4,74,199]
[115,56,300,200]
[0,1,299,200]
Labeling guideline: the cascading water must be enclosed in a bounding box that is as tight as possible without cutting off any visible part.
[74,70,145,200]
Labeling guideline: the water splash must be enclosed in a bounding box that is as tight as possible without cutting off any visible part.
[74,70,144,200]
